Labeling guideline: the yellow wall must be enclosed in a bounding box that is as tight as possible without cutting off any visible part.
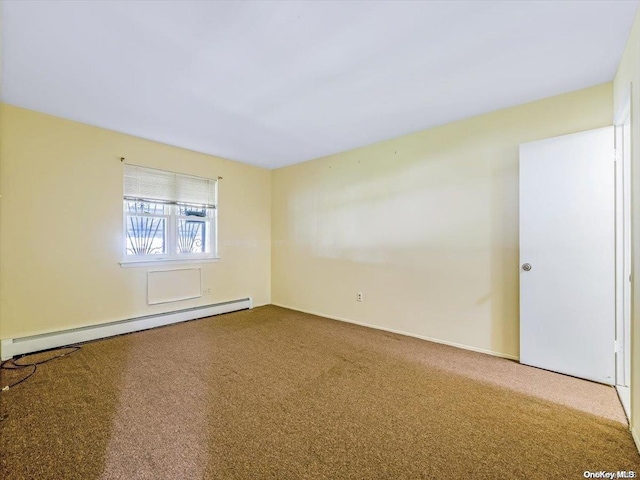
[272,83,613,360]
[0,105,271,340]
[614,6,640,451]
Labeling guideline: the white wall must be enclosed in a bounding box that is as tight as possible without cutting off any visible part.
[0,105,272,341]
[272,84,613,359]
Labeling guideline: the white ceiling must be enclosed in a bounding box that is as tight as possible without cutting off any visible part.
[2,1,638,169]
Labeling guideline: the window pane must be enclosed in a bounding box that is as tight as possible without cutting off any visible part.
[126,216,166,255]
[177,219,207,253]
[177,205,208,217]
[125,200,167,215]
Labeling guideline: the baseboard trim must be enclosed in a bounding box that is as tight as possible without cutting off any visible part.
[632,426,640,455]
[271,303,519,361]
[0,297,253,361]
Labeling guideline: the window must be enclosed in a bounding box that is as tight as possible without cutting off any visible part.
[123,164,218,264]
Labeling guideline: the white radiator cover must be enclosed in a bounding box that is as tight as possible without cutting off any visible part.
[148,268,202,305]
[0,297,252,360]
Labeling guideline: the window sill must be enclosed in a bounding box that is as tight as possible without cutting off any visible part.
[119,257,220,268]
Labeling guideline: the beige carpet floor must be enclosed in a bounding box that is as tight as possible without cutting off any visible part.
[1,305,638,479]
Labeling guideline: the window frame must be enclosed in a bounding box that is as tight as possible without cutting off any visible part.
[120,166,219,267]
[121,201,219,267]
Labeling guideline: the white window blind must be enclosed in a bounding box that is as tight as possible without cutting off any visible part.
[124,164,217,208]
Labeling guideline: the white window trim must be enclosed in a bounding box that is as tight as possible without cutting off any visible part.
[121,165,219,267]
[121,202,219,266]
[119,257,220,268]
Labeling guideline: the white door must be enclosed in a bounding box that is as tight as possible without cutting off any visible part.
[519,127,615,385]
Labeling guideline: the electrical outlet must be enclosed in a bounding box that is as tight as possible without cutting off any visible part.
[203,288,211,295]
[357,292,363,302]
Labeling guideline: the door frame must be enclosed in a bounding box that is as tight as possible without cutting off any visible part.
[614,87,632,420]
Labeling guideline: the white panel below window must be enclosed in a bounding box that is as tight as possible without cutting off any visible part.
[148,268,202,305]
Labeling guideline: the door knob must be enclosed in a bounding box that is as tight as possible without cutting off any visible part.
[522,263,532,271]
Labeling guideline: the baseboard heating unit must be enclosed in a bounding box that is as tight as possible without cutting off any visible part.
[0,297,252,361]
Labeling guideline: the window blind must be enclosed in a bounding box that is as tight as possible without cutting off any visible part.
[124,164,217,208]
